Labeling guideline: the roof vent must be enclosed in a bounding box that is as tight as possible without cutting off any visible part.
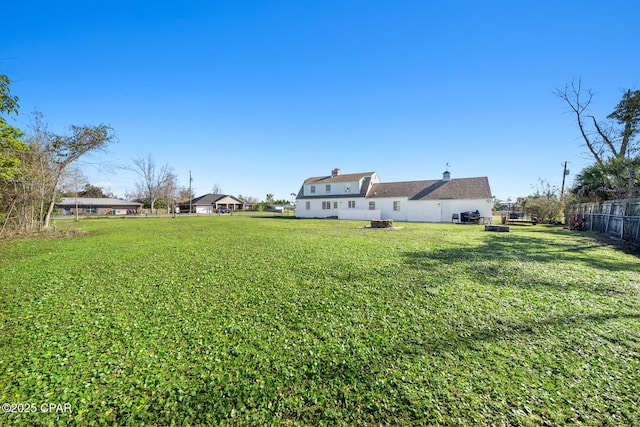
[442,171,451,182]
[331,168,341,177]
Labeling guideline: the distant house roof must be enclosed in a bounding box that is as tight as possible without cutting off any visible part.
[57,197,142,207]
[368,177,491,200]
[184,194,245,206]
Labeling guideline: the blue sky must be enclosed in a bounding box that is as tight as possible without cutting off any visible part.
[3,1,639,202]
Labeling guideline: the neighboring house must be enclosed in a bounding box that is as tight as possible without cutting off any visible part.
[178,194,246,214]
[295,168,493,222]
[56,197,143,215]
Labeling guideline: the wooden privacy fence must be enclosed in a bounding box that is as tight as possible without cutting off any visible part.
[566,199,640,246]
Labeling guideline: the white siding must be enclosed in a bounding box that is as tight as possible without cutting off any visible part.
[407,198,493,222]
[296,198,367,218]
[375,198,409,221]
[304,180,362,197]
[407,200,441,222]
[338,209,381,220]
[298,197,491,222]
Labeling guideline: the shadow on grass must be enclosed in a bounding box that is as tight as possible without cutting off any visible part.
[398,311,640,357]
[544,226,640,256]
[403,230,638,294]
[502,229,638,268]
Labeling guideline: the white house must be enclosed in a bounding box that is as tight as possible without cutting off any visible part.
[295,168,493,222]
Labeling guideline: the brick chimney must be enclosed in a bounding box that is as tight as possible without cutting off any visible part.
[331,168,341,177]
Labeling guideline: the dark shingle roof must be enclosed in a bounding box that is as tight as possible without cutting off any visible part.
[57,197,142,206]
[296,171,491,201]
[189,194,225,205]
[188,194,244,206]
[368,177,491,200]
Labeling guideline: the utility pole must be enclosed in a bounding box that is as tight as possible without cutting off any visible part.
[560,161,569,199]
[623,143,633,240]
[561,161,570,225]
[189,170,193,214]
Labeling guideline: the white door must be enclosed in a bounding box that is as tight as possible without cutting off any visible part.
[440,200,452,222]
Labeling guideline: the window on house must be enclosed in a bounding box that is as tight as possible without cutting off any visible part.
[393,201,400,211]
[348,200,356,208]
[322,201,331,209]
[369,201,375,210]
[325,184,331,193]
[305,201,311,210]
[333,202,338,209]
[310,185,316,194]
[345,184,351,193]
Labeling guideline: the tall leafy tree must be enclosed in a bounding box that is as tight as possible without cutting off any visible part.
[523,179,564,222]
[0,74,27,181]
[607,89,640,159]
[573,157,640,202]
[42,124,116,228]
[79,183,111,198]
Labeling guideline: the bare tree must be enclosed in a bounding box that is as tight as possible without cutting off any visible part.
[59,166,88,222]
[3,112,53,232]
[129,154,176,211]
[555,79,639,164]
[160,170,179,206]
[211,183,223,194]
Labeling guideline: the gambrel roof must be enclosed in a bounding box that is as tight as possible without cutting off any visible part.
[368,177,491,200]
[296,172,376,200]
[303,171,375,185]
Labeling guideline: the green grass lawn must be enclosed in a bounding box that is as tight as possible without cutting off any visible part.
[1,216,639,426]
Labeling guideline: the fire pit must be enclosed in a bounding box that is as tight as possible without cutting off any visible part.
[371,219,394,228]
